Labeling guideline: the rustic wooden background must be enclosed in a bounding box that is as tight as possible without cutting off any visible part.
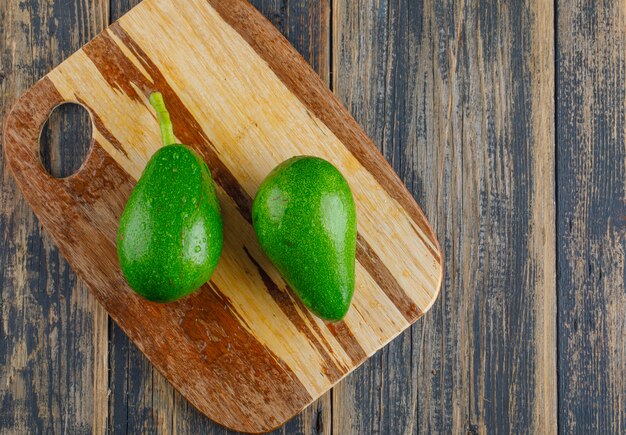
[0,0,624,433]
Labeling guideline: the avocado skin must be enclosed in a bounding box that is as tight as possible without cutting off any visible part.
[117,144,223,302]
[252,156,357,321]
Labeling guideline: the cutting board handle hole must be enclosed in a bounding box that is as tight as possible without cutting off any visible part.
[39,103,93,179]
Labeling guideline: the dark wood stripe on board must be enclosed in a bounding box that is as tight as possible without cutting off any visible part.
[356,234,423,322]
[175,281,315,427]
[243,247,348,378]
[325,321,368,364]
[244,246,368,367]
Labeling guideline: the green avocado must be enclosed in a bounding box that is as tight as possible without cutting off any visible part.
[252,156,357,321]
[117,92,223,302]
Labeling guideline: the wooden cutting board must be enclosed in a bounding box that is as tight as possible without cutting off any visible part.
[3,0,443,432]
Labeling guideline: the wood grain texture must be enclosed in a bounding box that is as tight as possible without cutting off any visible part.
[3,0,441,432]
[557,1,626,433]
[5,0,625,433]
[0,0,109,433]
[332,0,557,433]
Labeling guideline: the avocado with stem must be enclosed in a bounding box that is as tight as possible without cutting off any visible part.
[117,92,223,302]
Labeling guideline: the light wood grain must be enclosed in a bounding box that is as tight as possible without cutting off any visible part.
[332,0,557,433]
[3,0,442,432]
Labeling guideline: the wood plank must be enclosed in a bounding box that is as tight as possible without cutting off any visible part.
[247,0,330,85]
[556,1,626,433]
[106,1,332,433]
[0,0,109,433]
[106,3,175,435]
[332,0,556,433]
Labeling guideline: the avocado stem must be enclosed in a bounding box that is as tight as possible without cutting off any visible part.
[149,92,177,146]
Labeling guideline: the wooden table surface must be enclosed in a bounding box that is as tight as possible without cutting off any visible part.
[1,0,624,433]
